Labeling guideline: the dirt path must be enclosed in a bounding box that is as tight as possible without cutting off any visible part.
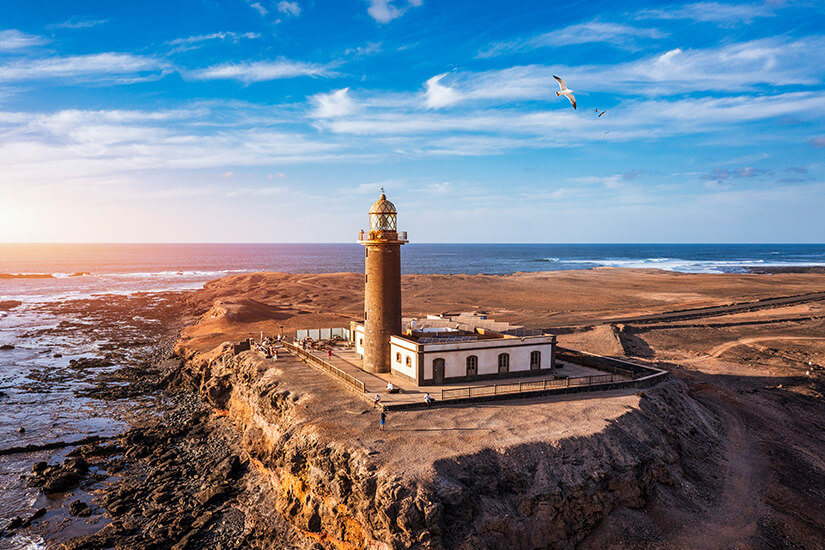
[667,383,767,548]
[602,291,825,326]
[707,336,825,358]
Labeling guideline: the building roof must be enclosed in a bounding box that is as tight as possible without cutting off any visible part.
[369,193,397,215]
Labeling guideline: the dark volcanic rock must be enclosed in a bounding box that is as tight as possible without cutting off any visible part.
[69,500,91,517]
[0,344,14,350]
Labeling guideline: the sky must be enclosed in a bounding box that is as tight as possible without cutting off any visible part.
[0,0,823,243]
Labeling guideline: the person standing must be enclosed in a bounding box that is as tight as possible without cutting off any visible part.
[327,349,333,360]
[379,410,386,431]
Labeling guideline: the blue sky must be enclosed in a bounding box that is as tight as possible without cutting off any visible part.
[0,0,823,242]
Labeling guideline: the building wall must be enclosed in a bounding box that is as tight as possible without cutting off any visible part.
[389,336,418,381]
[420,339,554,382]
[354,325,365,357]
[363,243,402,373]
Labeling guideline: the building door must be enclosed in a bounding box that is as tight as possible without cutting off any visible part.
[466,355,478,378]
[433,358,445,384]
[498,353,509,374]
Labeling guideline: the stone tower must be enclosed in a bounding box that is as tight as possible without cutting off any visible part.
[358,192,407,373]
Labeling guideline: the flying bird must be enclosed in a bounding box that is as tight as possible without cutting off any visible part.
[594,108,607,118]
[553,75,576,110]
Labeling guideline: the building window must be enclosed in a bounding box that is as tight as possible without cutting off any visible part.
[498,353,509,374]
[530,351,541,370]
[406,356,412,366]
[364,311,368,320]
[358,338,363,346]
[365,248,368,258]
[466,355,478,377]
[365,274,368,283]
[396,352,401,363]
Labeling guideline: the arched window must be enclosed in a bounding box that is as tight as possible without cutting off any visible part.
[358,338,363,346]
[466,355,478,377]
[498,353,509,374]
[530,351,541,370]
[405,356,412,366]
[396,352,401,363]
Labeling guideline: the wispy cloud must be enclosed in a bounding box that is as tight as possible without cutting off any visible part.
[0,53,168,83]
[189,59,335,83]
[166,31,260,52]
[226,186,287,197]
[48,18,108,30]
[367,0,422,24]
[278,1,301,16]
[248,1,268,16]
[479,21,666,58]
[637,2,776,25]
[0,29,48,51]
[311,88,356,118]
[0,106,346,189]
[457,36,825,103]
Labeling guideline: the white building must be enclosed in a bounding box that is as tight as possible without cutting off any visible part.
[352,313,556,386]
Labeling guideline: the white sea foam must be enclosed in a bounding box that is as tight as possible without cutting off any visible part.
[556,257,825,273]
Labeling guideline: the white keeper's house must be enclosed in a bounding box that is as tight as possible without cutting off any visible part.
[352,312,556,386]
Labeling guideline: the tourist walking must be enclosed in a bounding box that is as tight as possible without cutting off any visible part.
[327,349,333,360]
[379,411,386,431]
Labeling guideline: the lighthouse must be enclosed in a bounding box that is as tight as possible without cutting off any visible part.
[358,191,408,373]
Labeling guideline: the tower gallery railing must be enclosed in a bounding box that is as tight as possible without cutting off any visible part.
[283,341,367,393]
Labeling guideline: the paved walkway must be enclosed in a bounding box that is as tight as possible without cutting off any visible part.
[299,344,614,407]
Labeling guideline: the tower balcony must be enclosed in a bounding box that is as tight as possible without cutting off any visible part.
[358,229,408,244]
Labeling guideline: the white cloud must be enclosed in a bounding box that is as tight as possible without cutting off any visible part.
[0,30,48,51]
[367,0,422,23]
[424,74,461,109]
[278,1,301,16]
[226,186,287,197]
[311,88,356,118]
[0,106,346,190]
[167,32,260,47]
[189,59,334,83]
[637,2,776,25]
[48,18,108,30]
[459,36,825,101]
[479,21,666,57]
[249,2,268,16]
[0,53,168,83]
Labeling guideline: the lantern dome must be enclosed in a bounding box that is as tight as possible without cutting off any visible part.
[368,192,397,232]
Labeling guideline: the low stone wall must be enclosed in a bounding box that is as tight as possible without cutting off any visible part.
[555,347,663,378]
[384,349,668,411]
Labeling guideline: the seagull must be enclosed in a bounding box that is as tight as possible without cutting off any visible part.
[553,75,576,110]
[598,110,606,118]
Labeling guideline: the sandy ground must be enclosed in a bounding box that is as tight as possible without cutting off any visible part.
[176,268,825,548]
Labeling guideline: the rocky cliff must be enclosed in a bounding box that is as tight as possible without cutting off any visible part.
[173,344,722,550]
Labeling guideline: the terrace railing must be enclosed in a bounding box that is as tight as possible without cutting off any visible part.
[440,373,618,401]
[284,341,366,393]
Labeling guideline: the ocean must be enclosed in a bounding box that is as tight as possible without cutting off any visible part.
[1,242,825,547]
[3,243,825,303]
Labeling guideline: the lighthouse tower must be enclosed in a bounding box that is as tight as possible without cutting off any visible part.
[358,191,408,373]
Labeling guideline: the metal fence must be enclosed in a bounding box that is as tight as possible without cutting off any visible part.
[283,341,366,393]
[295,327,351,341]
[440,373,617,400]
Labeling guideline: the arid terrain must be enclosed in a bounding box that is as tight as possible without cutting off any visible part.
[170,268,825,549]
[15,268,823,549]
